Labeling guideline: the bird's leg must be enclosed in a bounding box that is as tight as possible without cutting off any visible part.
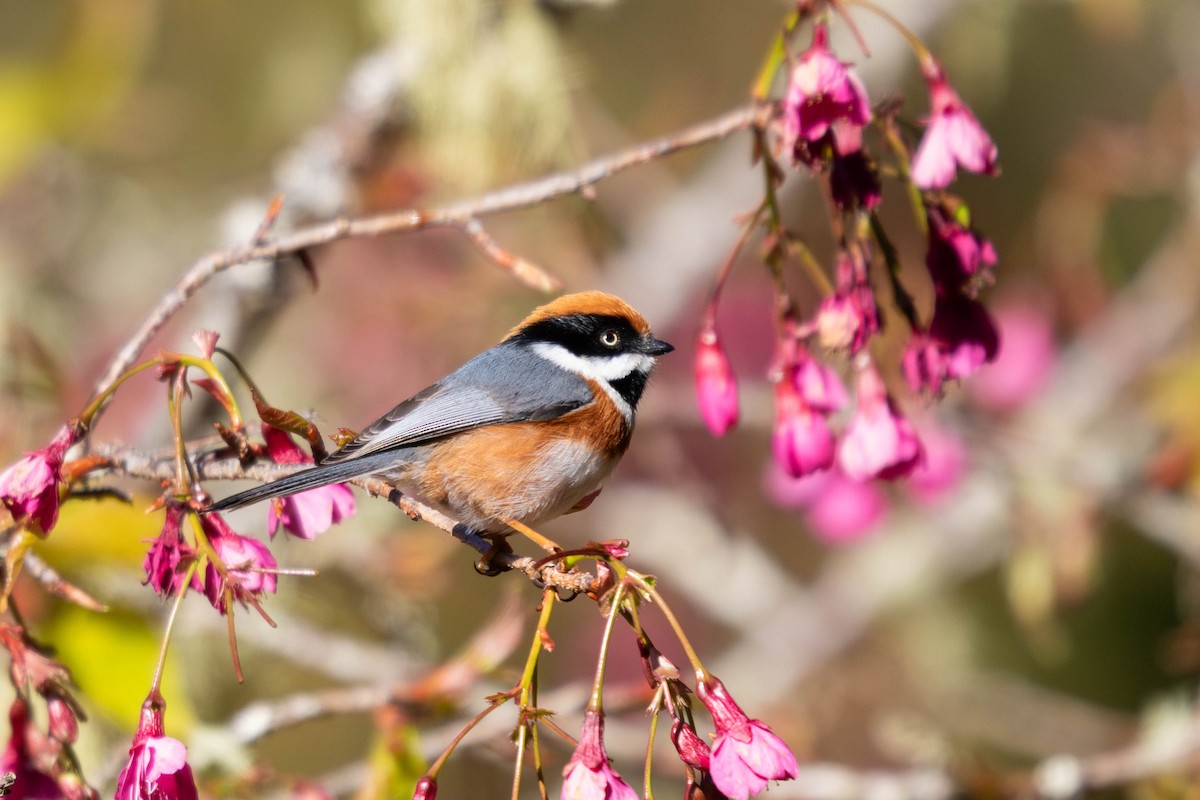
[503,519,563,555]
[473,531,514,577]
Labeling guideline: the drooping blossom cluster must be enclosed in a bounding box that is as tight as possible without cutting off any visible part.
[695,5,1004,523]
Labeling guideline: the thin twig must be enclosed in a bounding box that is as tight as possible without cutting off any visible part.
[87,103,770,422]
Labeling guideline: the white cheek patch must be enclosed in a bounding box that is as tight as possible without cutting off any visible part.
[531,342,654,422]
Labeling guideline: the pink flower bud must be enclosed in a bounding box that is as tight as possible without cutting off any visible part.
[671,721,712,771]
[838,361,922,481]
[0,423,81,535]
[694,326,739,436]
[413,776,437,800]
[794,351,848,412]
[143,503,196,599]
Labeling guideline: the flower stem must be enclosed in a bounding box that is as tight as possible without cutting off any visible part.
[626,571,708,682]
[77,358,162,429]
[750,8,802,101]
[150,559,198,694]
[588,583,627,712]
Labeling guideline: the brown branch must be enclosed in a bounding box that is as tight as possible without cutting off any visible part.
[96,444,596,596]
[86,102,769,420]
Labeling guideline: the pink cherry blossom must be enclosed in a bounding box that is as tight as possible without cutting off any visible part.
[115,694,198,800]
[261,425,355,539]
[0,423,81,535]
[560,711,638,800]
[783,23,872,148]
[902,294,1001,395]
[925,204,998,291]
[911,61,998,189]
[838,360,922,481]
[696,676,798,800]
[694,325,740,436]
[142,503,196,599]
[794,350,848,412]
[772,378,835,478]
[197,512,278,614]
[815,251,879,353]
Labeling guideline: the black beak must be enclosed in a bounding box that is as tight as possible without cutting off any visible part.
[643,336,674,356]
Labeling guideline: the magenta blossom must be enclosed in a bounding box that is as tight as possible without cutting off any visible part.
[412,776,437,800]
[143,503,196,599]
[838,360,923,481]
[197,513,277,614]
[694,325,740,436]
[902,294,1001,395]
[911,61,998,189]
[115,694,198,800]
[815,251,879,353]
[671,721,712,771]
[925,203,998,292]
[560,710,638,800]
[794,350,848,412]
[772,377,835,479]
[261,425,355,540]
[0,423,80,535]
[696,676,798,800]
[0,699,61,800]
[783,23,871,149]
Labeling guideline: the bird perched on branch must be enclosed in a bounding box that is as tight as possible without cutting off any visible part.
[207,291,673,541]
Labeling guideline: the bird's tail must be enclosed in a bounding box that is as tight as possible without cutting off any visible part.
[204,451,401,514]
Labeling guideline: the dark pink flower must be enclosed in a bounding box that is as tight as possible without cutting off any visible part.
[262,426,355,540]
[967,301,1056,412]
[902,294,1001,395]
[772,378,835,479]
[0,424,80,535]
[198,513,277,614]
[694,325,740,437]
[783,23,871,148]
[829,123,881,211]
[794,350,848,412]
[838,360,922,481]
[0,699,61,800]
[560,710,638,800]
[911,61,998,189]
[44,690,80,746]
[671,721,712,771]
[143,503,196,599]
[815,251,879,353]
[925,204,998,292]
[412,776,437,800]
[696,676,798,800]
[115,694,198,800]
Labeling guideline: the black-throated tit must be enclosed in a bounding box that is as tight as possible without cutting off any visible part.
[207,291,674,534]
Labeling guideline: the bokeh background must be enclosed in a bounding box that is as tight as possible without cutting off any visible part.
[3,0,1200,797]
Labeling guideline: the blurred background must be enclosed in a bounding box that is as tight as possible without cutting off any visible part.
[3,0,1200,797]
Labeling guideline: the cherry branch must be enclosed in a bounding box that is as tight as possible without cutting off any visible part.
[96,444,596,596]
[86,102,770,423]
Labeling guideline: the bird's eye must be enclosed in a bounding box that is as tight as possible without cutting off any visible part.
[599,330,620,348]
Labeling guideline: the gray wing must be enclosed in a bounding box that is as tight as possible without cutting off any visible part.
[320,341,592,465]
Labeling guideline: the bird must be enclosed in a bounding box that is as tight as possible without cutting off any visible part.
[206,291,673,541]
